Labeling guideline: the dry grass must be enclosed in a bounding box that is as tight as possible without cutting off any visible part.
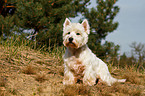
[0,76,7,96]
[37,86,44,93]
[0,39,145,96]
[35,73,47,83]
[8,88,18,95]
[61,85,91,96]
[0,76,7,87]
[122,67,145,85]
[0,76,18,96]
[22,65,36,75]
[107,83,142,96]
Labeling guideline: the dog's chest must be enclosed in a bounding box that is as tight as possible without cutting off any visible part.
[67,56,85,77]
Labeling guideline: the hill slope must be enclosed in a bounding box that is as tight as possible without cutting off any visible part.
[0,44,145,96]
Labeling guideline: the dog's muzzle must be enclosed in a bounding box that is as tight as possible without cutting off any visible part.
[64,37,78,48]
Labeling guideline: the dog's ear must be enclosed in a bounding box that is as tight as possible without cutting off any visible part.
[63,18,71,27]
[81,19,90,34]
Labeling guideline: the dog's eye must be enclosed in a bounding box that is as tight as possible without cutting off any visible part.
[67,32,70,34]
[76,33,80,35]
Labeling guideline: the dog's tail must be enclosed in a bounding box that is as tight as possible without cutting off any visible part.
[99,74,126,86]
[107,77,126,86]
[117,79,126,83]
[100,73,126,86]
[96,59,126,86]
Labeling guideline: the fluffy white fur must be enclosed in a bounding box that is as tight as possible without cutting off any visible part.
[63,18,126,86]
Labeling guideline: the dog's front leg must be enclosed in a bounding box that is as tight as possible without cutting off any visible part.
[83,68,96,86]
[63,66,75,85]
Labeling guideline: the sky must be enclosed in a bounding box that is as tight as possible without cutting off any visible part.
[71,0,145,55]
[106,0,145,55]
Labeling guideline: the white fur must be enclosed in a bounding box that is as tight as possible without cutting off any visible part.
[62,18,126,86]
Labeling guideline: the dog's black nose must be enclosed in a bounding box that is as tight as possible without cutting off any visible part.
[69,37,73,43]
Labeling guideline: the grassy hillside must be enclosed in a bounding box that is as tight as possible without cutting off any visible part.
[0,38,145,96]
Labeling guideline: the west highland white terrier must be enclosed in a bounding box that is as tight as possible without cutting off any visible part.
[62,18,126,86]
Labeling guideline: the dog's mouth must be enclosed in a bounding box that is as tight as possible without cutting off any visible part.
[66,42,78,48]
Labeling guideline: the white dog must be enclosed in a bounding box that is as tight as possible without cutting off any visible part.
[62,18,126,86]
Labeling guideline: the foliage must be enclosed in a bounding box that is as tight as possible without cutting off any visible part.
[15,0,90,47]
[0,15,15,36]
[88,40,120,59]
[130,42,145,71]
[82,0,120,58]
[0,0,17,36]
[118,42,145,71]
[83,0,119,42]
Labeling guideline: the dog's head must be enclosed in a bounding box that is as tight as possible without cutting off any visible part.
[63,18,90,49]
